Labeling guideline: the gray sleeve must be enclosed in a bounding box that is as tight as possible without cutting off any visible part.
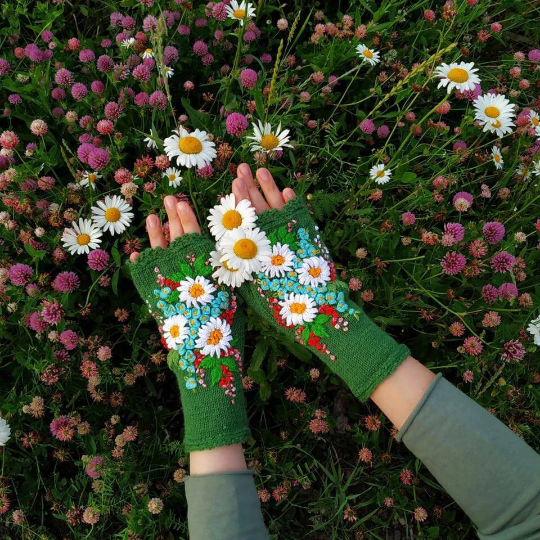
[185,470,269,540]
[396,374,540,539]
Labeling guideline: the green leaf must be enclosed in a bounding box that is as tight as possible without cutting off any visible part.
[24,243,46,261]
[284,341,312,362]
[301,326,310,343]
[112,269,120,295]
[311,324,329,338]
[111,246,121,267]
[221,357,239,372]
[313,314,330,325]
[193,255,206,274]
[210,366,222,387]
[259,381,271,401]
[167,350,179,365]
[247,367,265,384]
[181,98,212,131]
[199,264,213,277]
[166,290,180,304]
[200,357,219,370]
[179,262,193,277]
[250,340,268,370]
[169,272,185,282]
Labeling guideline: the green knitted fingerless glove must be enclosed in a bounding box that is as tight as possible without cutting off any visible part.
[129,233,251,452]
[239,197,410,402]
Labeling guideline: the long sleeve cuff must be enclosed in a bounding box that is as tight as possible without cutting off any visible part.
[185,470,269,540]
[397,374,540,539]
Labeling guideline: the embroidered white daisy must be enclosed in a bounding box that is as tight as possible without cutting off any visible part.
[473,93,515,137]
[142,48,154,59]
[121,38,135,49]
[163,127,217,168]
[434,62,481,94]
[164,167,183,188]
[356,44,380,66]
[279,293,318,327]
[91,195,134,235]
[196,317,232,357]
[0,417,10,446]
[80,171,101,189]
[527,316,540,346]
[225,0,255,25]
[297,256,331,288]
[178,275,216,308]
[61,218,103,255]
[491,146,503,170]
[247,121,293,154]
[163,66,174,78]
[262,243,295,278]
[208,193,257,241]
[210,250,250,288]
[369,164,392,185]
[219,227,271,274]
[162,314,189,350]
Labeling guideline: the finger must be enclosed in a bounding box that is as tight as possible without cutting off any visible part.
[177,201,201,234]
[232,177,250,204]
[130,252,140,263]
[283,187,296,202]
[164,195,184,240]
[237,162,269,213]
[146,214,167,249]
[256,168,285,210]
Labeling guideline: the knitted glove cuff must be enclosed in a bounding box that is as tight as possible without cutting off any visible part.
[130,233,251,452]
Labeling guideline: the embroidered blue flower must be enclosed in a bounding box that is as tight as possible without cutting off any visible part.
[270,279,281,291]
[298,228,309,240]
[200,314,210,324]
[186,364,196,374]
[159,287,171,299]
[188,318,200,330]
[336,301,348,313]
[261,278,271,290]
[348,308,355,315]
[178,359,187,370]
[156,300,166,311]
[293,282,304,294]
[186,377,197,390]
[211,306,221,317]
[315,293,326,305]
[285,279,295,291]
[325,292,337,305]
[218,291,229,302]
[185,351,195,363]
[201,304,211,315]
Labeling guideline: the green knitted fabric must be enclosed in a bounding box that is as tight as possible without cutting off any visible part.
[239,197,410,402]
[129,233,251,452]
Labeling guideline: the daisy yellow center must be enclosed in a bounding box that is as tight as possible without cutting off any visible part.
[233,238,257,259]
[145,48,152,54]
[308,267,322,278]
[77,233,91,245]
[207,329,223,345]
[271,254,285,266]
[491,119,502,128]
[222,209,242,230]
[532,117,539,126]
[376,169,385,178]
[484,106,500,119]
[169,325,180,338]
[104,208,121,222]
[233,8,246,18]
[494,154,501,162]
[290,302,306,314]
[260,134,279,151]
[88,174,97,182]
[169,173,177,181]
[447,67,469,83]
[363,49,373,59]
[178,136,203,154]
[222,259,238,272]
[189,283,205,298]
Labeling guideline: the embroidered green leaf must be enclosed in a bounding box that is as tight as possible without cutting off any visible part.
[276,226,288,242]
[268,231,279,245]
[193,255,206,274]
[301,326,311,343]
[283,233,295,245]
[210,366,222,387]
[179,262,193,278]
[311,324,329,338]
[314,314,330,326]
[167,350,179,367]
[169,272,185,282]
[166,290,180,304]
[221,357,239,373]
[198,263,213,277]
[200,356,219,370]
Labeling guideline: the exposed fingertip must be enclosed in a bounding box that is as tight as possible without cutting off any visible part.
[257,168,271,182]
[147,214,159,228]
[164,196,176,209]
[235,178,244,190]
[177,201,189,213]
[130,252,140,263]
[238,163,251,176]
[283,188,296,201]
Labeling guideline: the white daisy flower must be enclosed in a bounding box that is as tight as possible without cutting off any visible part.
[279,293,318,327]
[196,317,232,357]
[163,127,217,169]
[142,48,154,59]
[0,417,11,446]
[473,93,515,137]
[516,163,532,180]
[369,164,392,185]
[144,134,158,149]
[297,256,331,288]
[162,314,189,350]
[219,227,271,274]
[163,66,174,78]
[61,218,103,255]
[225,0,255,25]
[91,195,134,235]
[121,38,135,49]
[178,275,216,308]
[527,316,540,346]
[165,167,183,188]
[247,121,293,154]
[261,242,295,278]
[356,44,380,65]
[208,193,257,241]
[492,146,503,170]
[434,62,481,94]
[80,171,101,189]
[210,250,250,288]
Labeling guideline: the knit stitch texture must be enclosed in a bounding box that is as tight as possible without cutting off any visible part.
[130,233,251,452]
[239,197,409,401]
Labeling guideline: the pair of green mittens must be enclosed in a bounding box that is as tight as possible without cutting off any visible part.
[129,197,409,452]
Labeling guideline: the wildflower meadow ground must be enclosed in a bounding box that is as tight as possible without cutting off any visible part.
[0,0,539,538]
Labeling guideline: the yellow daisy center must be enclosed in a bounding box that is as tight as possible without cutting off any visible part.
[308,267,322,278]
[169,325,180,338]
[88,174,97,182]
[178,136,203,154]
[104,208,121,222]
[494,154,501,162]
[207,329,223,345]
[290,302,306,314]
[271,254,285,266]
[260,134,279,151]
[491,119,502,128]
[447,67,469,83]
[222,209,242,230]
[484,106,500,119]
[233,238,257,259]
[363,49,373,59]
[189,283,205,299]
[233,8,246,18]
[145,48,152,54]
[169,173,177,181]
[376,169,386,178]
[222,259,238,272]
[532,117,539,126]
[77,233,91,245]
